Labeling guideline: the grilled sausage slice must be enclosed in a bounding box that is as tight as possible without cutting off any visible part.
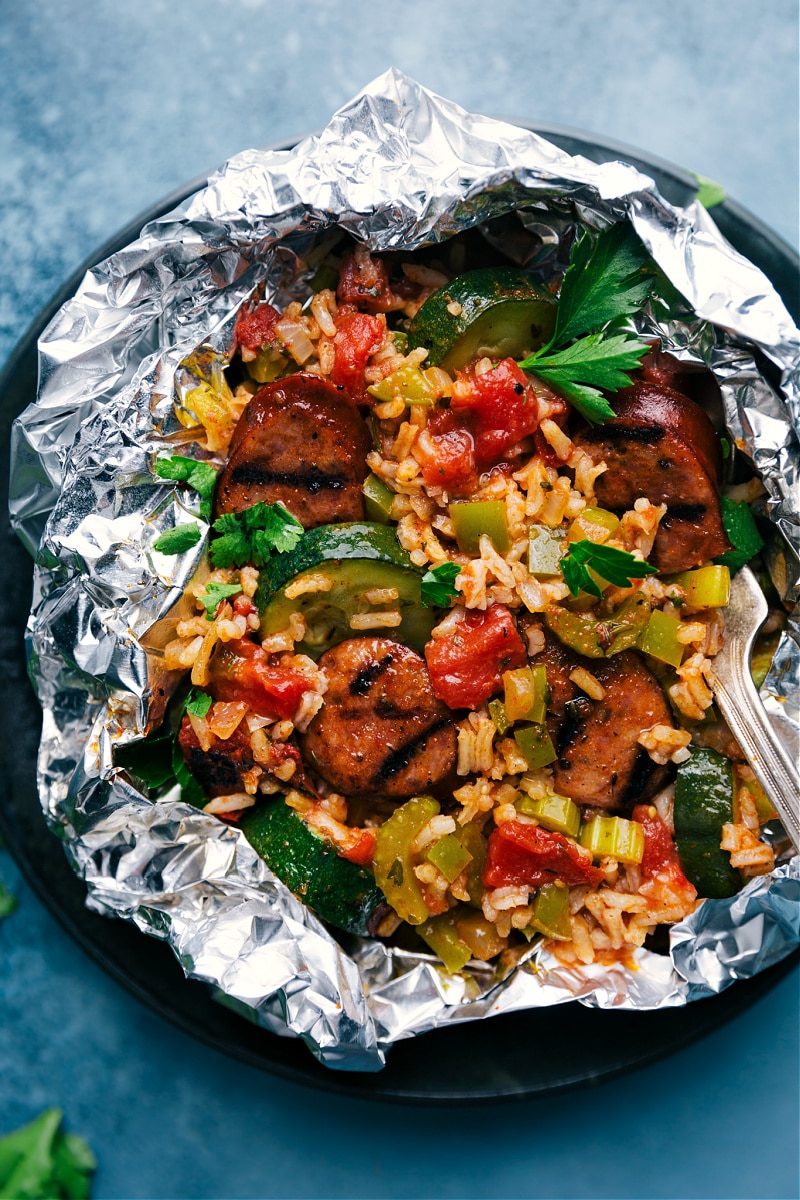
[300,637,458,799]
[539,636,673,810]
[214,374,371,527]
[572,381,731,573]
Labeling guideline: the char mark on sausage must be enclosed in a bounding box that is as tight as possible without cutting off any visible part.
[214,373,371,528]
[538,635,672,810]
[572,381,731,573]
[300,637,458,799]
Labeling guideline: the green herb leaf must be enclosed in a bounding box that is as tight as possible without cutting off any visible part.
[198,580,242,619]
[517,224,654,424]
[420,561,461,607]
[152,524,202,555]
[693,174,726,209]
[154,454,218,520]
[0,1108,96,1200]
[549,224,652,350]
[209,502,303,569]
[561,540,657,598]
[714,497,765,573]
[0,879,16,921]
[185,689,213,718]
[521,332,650,424]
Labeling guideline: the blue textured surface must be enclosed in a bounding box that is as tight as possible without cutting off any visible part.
[1,2,798,1197]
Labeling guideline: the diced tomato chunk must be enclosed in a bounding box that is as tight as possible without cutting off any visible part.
[451,358,540,471]
[483,821,604,889]
[208,638,313,721]
[330,308,385,399]
[632,805,696,897]
[340,828,377,866]
[235,303,281,352]
[337,250,396,313]
[424,605,527,710]
[416,408,477,493]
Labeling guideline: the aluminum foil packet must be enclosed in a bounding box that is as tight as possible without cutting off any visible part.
[9,70,800,1071]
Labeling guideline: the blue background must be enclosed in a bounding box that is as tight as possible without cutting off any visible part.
[1,2,798,1197]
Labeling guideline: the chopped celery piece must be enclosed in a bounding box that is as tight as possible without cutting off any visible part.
[373,795,440,925]
[417,913,473,973]
[426,834,473,883]
[640,609,684,668]
[579,815,645,864]
[247,346,288,383]
[567,506,620,544]
[516,791,580,838]
[488,698,510,734]
[528,525,566,578]
[514,723,557,769]
[368,361,436,405]
[529,665,547,725]
[450,501,510,555]
[676,564,731,609]
[525,882,571,941]
[362,473,394,524]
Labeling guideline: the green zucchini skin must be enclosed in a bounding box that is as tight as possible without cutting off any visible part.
[239,798,386,936]
[674,746,742,899]
[407,267,556,371]
[255,522,435,658]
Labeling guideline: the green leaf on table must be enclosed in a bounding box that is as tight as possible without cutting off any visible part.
[0,1108,96,1200]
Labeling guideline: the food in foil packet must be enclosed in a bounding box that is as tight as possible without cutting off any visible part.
[131,223,787,975]
[13,72,800,1071]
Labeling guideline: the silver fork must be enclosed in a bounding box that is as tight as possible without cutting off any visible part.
[706,565,800,853]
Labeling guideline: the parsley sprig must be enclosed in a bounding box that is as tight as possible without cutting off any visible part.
[518,224,654,424]
[153,454,218,521]
[197,581,242,620]
[561,540,657,598]
[210,501,303,569]
[420,561,461,607]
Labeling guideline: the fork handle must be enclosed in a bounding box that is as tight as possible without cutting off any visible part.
[708,661,800,854]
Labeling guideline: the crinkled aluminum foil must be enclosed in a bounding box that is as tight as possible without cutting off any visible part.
[9,70,800,1072]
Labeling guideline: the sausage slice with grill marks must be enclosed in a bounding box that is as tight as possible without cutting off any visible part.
[572,381,731,573]
[214,374,371,528]
[299,637,458,799]
[539,635,673,811]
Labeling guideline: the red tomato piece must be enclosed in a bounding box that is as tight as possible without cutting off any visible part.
[632,805,696,896]
[483,821,604,889]
[235,302,281,352]
[208,639,312,721]
[424,605,527,710]
[330,308,385,398]
[337,250,396,313]
[416,408,478,493]
[340,828,377,866]
[451,358,539,470]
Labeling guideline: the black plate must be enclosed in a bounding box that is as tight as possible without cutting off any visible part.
[1,125,797,1103]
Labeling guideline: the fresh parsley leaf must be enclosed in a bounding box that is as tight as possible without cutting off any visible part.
[549,224,652,350]
[561,540,657,598]
[152,523,202,555]
[0,1108,96,1200]
[154,454,218,520]
[421,561,461,607]
[521,332,650,424]
[209,502,303,568]
[198,580,242,619]
[517,224,654,424]
[185,689,213,718]
[0,879,16,920]
[714,497,765,573]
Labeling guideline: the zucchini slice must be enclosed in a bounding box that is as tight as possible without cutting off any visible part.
[256,522,436,658]
[240,798,386,936]
[674,746,742,898]
[407,267,556,372]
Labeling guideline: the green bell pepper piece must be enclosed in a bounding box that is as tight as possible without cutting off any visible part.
[514,723,557,769]
[368,361,436,405]
[361,473,394,524]
[450,501,510,555]
[544,592,651,658]
[488,698,510,734]
[516,790,580,839]
[417,912,473,973]
[640,608,684,668]
[373,795,440,925]
[528,525,566,578]
[426,834,473,883]
[453,823,486,906]
[524,881,572,941]
[676,564,731,609]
